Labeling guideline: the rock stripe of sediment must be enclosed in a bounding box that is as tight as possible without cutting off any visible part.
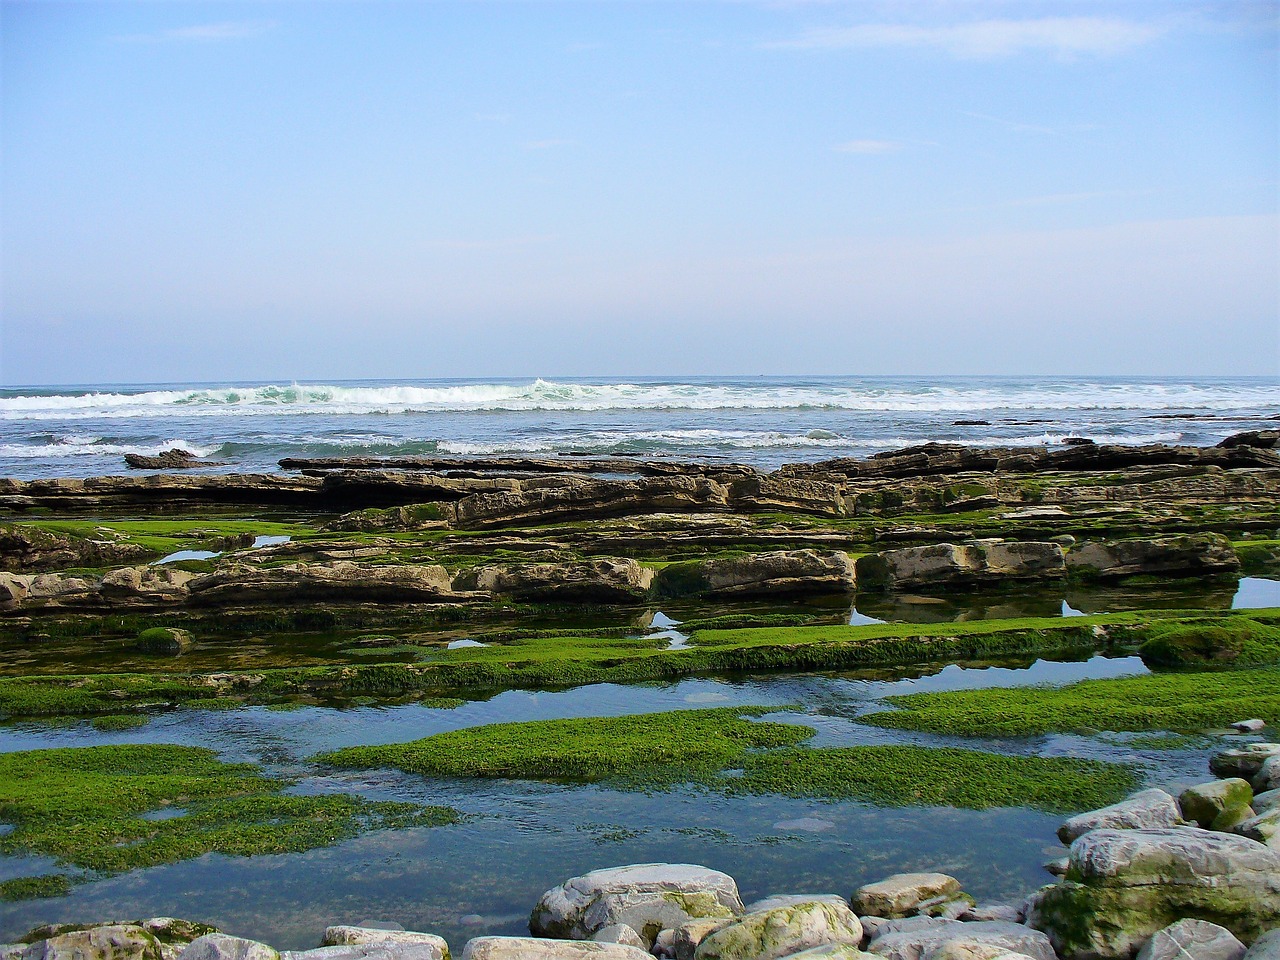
[0,532,1249,612]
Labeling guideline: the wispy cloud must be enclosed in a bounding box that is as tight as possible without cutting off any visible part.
[115,20,276,43]
[768,17,1170,59]
[834,139,903,154]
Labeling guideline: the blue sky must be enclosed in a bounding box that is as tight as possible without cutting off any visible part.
[2,1,1277,383]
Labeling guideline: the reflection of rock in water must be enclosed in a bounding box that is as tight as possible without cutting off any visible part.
[1066,580,1237,615]
[855,587,1066,624]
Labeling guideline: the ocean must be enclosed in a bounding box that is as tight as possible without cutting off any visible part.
[1,375,1277,479]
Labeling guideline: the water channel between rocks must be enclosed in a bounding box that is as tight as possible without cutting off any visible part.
[0,578,1275,948]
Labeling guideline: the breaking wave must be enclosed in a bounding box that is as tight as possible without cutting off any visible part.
[1,378,1276,419]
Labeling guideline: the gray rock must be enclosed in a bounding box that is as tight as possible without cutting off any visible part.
[853,875,964,919]
[1043,859,1069,878]
[653,551,856,598]
[1243,930,1280,960]
[1026,828,1280,959]
[179,936,279,960]
[1210,744,1280,780]
[924,947,1040,960]
[319,930,447,960]
[957,906,1022,924]
[288,947,450,960]
[590,926,646,950]
[3,946,24,960]
[743,896,849,915]
[672,920,732,960]
[1252,788,1280,814]
[454,559,653,603]
[1233,806,1280,847]
[1134,920,1245,960]
[1231,720,1267,733]
[694,902,863,960]
[855,543,1064,591]
[1180,780,1255,831]
[653,930,677,960]
[1057,789,1183,844]
[1065,534,1239,580]
[868,922,1056,960]
[530,863,743,946]
[24,928,165,960]
[189,562,454,606]
[460,938,652,960]
[1255,755,1280,792]
[872,920,962,942]
[782,948,876,959]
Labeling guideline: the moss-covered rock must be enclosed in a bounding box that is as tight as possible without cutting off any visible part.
[693,901,862,960]
[1139,620,1280,668]
[136,627,193,654]
[1180,780,1255,831]
[1027,828,1280,959]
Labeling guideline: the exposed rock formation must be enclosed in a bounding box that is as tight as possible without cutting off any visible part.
[1065,535,1240,580]
[653,551,855,598]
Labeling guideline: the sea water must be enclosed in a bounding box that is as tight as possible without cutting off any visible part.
[1,375,1276,478]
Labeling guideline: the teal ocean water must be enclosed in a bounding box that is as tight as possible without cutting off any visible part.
[1,375,1276,478]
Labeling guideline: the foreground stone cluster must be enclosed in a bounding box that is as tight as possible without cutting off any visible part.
[6,843,1277,960]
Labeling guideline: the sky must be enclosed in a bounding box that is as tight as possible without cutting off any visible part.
[1,0,1277,384]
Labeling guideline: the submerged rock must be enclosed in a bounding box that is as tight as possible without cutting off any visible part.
[1134,920,1245,960]
[693,901,863,960]
[1057,789,1183,844]
[852,874,965,919]
[530,863,743,947]
[136,627,194,655]
[1026,827,1280,959]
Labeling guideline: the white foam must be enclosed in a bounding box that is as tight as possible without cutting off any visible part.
[1,379,1275,419]
[0,437,218,459]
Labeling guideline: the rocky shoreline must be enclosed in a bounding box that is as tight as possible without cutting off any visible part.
[1,438,1277,954]
[3,735,1277,960]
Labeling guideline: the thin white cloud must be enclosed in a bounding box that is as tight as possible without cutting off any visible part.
[769,17,1169,59]
[834,139,903,154]
[114,20,276,43]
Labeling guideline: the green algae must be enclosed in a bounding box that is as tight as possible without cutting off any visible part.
[0,744,460,895]
[318,707,1136,812]
[730,746,1136,812]
[318,707,813,781]
[1137,618,1280,668]
[861,667,1280,737]
[0,874,73,902]
[3,610,1276,719]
